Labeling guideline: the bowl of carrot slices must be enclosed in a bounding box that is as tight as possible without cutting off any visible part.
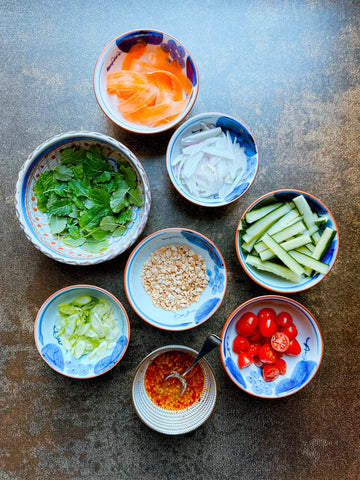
[93,29,199,134]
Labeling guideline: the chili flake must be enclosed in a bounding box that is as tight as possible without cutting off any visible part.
[144,350,205,410]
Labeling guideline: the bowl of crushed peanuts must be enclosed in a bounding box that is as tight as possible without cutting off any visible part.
[131,344,218,434]
[124,228,227,330]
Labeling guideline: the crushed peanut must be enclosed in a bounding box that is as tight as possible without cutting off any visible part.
[141,244,209,311]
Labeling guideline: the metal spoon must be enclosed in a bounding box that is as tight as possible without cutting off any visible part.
[163,334,222,398]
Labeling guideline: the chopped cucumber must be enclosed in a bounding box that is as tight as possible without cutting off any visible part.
[246,254,302,283]
[242,203,292,244]
[245,202,282,224]
[311,227,336,260]
[262,234,306,277]
[288,250,330,275]
[259,234,312,261]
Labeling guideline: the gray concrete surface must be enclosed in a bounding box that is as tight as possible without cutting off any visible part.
[1,1,359,479]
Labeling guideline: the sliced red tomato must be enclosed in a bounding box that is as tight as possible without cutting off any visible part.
[259,317,278,337]
[286,338,301,356]
[258,344,278,364]
[275,358,287,375]
[235,311,259,337]
[262,364,280,382]
[249,328,262,342]
[271,331,290,352]
[248,341,261,356]
[281,324,298,341]
[237,352,255,369]
[253,356,264,368]
[258,307,276,323]
[232,335,250,354]
[276,311,293,327]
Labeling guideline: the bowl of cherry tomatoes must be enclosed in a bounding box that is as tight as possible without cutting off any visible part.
[220,295,323,398]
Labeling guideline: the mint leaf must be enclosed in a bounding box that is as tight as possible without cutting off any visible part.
[49,215,67,234]
[110,187,129,213]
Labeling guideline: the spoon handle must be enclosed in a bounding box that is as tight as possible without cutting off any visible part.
[182,334,221,378]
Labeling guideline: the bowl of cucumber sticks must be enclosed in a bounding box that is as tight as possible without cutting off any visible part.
[235,190,339,293]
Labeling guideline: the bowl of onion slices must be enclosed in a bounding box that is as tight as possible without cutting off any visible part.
[166,112,259,207]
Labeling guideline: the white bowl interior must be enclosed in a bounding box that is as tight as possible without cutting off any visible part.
[15,132,150,265]
[131,345,217,434]
[166,113,258,206]
[236,190,339,293]
[124,229,227,331]
[94,30,199,134]
[34,285,130,378]
[221,296,323,398]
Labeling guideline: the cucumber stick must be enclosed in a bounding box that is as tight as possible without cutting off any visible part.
[245,202,282,224]
[246,254,302,283]
[262,234,306,276]
[288,250,330,275]
[311,227,336,260]
[242,203,292,244]
[259,234,312,261]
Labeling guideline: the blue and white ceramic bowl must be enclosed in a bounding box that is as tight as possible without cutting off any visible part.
[34,285,130,379]
[124,228,227,331]
[235,189,339,293]
[15,131,151,266]
[166,112,259,207]
[131,345,218,435]
[93,29,199,134]
[220,296,323,399]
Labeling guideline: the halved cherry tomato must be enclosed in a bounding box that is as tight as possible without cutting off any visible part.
[235,312,259,337]
[253,356,264,368]
[263,364,280,382]
[276,311,293,327]
[286,338,301,356]
[259,317,278,337]
[232,335,250,354]
[275,358,287,375]
[237,352,255,369]
[248,341,261,356]
[271,331,290,352]
[258,344,278,364]
[281,324,298,341]
[258,307,276,323]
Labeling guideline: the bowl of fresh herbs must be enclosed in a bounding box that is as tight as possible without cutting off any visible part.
[15,131,151,265]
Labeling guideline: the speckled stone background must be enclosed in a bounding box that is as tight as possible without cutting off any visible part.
[1,1,359,479]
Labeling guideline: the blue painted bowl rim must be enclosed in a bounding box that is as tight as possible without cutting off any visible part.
[34,284,131,379]
[235,189,339,293]
[166,112,259,207]
[220,295,324,398]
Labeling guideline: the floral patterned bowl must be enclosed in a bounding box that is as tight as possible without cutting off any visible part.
[220,296,323,398]
[34,285,130,379]
[93,29,199,134]
[15,131,151,265]
[166,112,259,207]
[124,228,227,331]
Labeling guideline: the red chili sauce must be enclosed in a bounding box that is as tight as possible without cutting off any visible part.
[144,350,205,410]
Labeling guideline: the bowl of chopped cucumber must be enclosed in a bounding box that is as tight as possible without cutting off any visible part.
[235,190,339,293]
[34,285,130,379]
[166,112,259,207]
[15,131,151,265]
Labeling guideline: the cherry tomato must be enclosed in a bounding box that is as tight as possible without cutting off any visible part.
[259,317,278,337]
[248,341,261,356]
[237,352,255,369]
[281,324,298,341]
[249,329,262,342]
[258,307,276,323]
[286,338,301,356]
[271,331,290,352]
[235,311,259,337]
[232,335,250,354]
[263,364,280,382]
[275,358,287,375]
[276,311,293,327]
[258,344,278,364]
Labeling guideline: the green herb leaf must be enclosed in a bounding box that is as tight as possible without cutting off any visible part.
[49,215,68,234]
[110,187,129,213]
